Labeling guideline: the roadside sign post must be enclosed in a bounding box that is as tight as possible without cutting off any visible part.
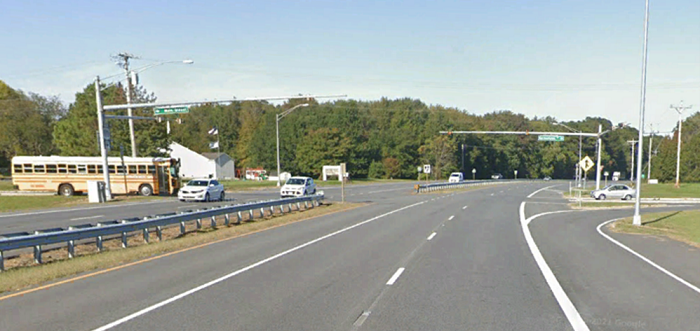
[472,168,476,180]
[340,163,346,203]
[514,170,518,179]
[417,166,422,181]
[579,156,594,189]
[604,171,609,187]
[423,164,431,184]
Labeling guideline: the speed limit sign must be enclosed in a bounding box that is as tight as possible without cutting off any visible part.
[423,164,431,174]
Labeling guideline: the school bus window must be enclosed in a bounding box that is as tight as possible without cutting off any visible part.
[23,164,33,173]
[46,164,58,173]
[128,165,137,174]
[68,164,77,174]
[13,164,23,173]
[147,165,156,174]
[87,165,96,174]
[58,164,68,174]
[108,165,116,174]
[34,164,45,173]
[97,165,104,174]
[137,165,147,174]
[77,165,87,174]
[116,165,126,174]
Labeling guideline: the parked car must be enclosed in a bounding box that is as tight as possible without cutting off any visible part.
[590,184,635,200]
[178,179,225,202]
[491,173,503,180]
[448,172,464,183]
[281,176,316,198]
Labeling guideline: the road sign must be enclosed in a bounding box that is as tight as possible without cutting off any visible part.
[154,106,189,115]
[472,168,476,174]
[538,135,565,142]
[579,156,594,172]
[423,164,431,174]
[417,166,422,173]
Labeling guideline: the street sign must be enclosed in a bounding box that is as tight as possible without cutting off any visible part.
[471,168,476,174]
[154,106,189,116]
[423,164,431,174]
[579,156,594,172]
[417,166,422,173]
[538,135,565,142]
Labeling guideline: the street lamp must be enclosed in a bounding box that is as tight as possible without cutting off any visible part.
[110,59,194,157]
[670,101,692,188]
[276,103,310,186]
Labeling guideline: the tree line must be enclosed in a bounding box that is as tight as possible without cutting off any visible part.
[1,79,698,183]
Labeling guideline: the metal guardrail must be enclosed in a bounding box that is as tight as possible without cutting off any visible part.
[0,193,325,272]
[413,179,545,193]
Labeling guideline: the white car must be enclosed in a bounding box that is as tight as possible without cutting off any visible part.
[448,172,464,183]
[281,176,316,198]
[590,184,636,200]
[178,179,225,202]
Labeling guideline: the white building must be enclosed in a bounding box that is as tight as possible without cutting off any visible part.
[168,142,235,179]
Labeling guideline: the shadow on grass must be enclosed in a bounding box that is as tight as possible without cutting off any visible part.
[642,211,681,226]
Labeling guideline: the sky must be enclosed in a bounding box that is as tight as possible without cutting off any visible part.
[1,0,698,134]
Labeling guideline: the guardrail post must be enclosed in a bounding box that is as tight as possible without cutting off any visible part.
[0,250,4,272]
[68,226,76,259]
[180,221,186,235]
[237,211,243,224]
[156,226,163,241]
[120,221,128,248]
[143,228,150,244]
[296,202,301,211]
[96,223,104,252]
[270,206,275,215]
[33,231,42,264]
[224,214,230,226]
[304,201,309,209]
[279,204,285,215]
[196,217,202,230]
[210,215,217,228]
[260,207,265,218]
[288,203,293,212]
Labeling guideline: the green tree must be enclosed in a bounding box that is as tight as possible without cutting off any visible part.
[295,128,352,178]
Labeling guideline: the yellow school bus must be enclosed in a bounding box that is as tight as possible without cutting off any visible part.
[11,156,181,196]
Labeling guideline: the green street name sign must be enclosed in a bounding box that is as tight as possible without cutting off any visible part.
[154,106,189,115]
[538,135,565,142]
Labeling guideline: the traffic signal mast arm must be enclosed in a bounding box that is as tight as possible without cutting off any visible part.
[440,130,599,137]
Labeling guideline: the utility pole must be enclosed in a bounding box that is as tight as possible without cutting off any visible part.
[595,124,602,189]
[670,101,692,188]
[114,52,139,157]
[95,76,113,200]
[628,140,637,181]
[632,0,650,226]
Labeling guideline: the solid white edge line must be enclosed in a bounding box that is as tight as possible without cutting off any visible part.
[527,184,559,198]
[596,219,700,295]
[520,202,590,331]
[427,232,437,241]
[386,267,405,285]
[448,215,454,221]
[69,215,104,221]
[91,199,427,331]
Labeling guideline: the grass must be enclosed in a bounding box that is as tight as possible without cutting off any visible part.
[641,183,700,199]
[0,202,361,294]
[219,178,416,191]
[609,210,700,248]
[563,182,700,199]
[0,180,16,191]
[570,202,660,209]
[0,195,167,213]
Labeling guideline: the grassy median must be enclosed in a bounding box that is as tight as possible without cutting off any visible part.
[565,183,700,199]
[570,202,661,209]
[609,210,700,248]
[0,195,166,213]
[0,202,361,294]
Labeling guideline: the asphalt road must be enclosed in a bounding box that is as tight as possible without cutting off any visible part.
[0,181,698,330]
[0,181,414,234]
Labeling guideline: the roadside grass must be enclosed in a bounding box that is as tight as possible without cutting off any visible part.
[219,178,416,191]
[563,183,700,199]
[0,181,16,191]
[0,195,168,213]
[0,202,361,294]
[609,210,700,248]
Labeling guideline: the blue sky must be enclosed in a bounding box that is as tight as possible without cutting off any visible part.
[1,0,698,133]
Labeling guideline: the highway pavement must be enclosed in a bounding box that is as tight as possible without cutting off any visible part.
[0,181,413,234]
[0,181,698,330]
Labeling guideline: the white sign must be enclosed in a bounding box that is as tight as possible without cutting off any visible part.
[423,164,431,174]
[579,156,594,172]
[604,171,609,177]
[417,166,422,173]
[472,168,476,174]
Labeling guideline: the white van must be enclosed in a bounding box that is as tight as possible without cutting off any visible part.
[448,172,464,183]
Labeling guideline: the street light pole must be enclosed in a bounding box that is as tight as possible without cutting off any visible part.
[671,101,692,188]
[95,76,112,200]
[632,0,650,226]
[276,104,310,187]
[596,124,602,189]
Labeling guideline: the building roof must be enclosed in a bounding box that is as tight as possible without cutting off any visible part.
[201,152,226,160]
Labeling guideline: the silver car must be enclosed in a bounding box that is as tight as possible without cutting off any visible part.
[590,184,636,200]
